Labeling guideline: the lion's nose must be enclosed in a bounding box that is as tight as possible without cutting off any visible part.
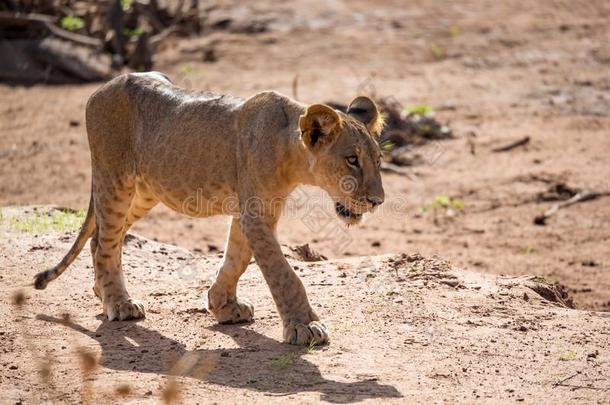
[367,196,384,207]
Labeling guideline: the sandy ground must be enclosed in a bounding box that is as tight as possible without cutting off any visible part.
[1,208,609,403]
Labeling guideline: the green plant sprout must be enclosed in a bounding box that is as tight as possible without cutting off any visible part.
[269,352,295,368]
[430,43,445,60]
[405,105,435,116]
[380,140,395,151]
[123,27,145,37]
[423,195,465,212]
[60,16,85,31]
[6,209,86,235]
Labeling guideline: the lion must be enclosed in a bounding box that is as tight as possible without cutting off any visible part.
[34,72,385,345]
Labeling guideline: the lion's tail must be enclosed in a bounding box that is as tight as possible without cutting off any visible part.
[34,193,96,290]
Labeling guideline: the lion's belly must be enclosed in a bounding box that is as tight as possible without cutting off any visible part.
[142,176,239,218]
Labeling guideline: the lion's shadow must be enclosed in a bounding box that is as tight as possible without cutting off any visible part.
[37,314,401,403]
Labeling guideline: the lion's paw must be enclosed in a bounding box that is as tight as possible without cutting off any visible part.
[104,296,146,321]
[210,298,254,324]
[283,320,328,345]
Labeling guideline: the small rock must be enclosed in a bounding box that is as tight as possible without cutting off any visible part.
[203,48,217,63]
[406,253,423,262]
[587,351,598,359]
[440,279,460,288]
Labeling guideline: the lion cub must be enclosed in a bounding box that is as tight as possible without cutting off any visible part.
[35,72,385,345]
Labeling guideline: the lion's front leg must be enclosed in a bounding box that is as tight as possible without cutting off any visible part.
[240,214,329,345]
[207,217,254,324]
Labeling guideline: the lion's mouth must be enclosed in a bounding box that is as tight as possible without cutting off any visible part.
[335,202,362,221]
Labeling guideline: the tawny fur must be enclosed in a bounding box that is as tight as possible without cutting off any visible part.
[34,72,385,345]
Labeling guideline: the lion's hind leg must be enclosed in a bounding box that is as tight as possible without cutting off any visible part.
[123,181,159,235]
[92,181,158,301]
[92,172,145,321]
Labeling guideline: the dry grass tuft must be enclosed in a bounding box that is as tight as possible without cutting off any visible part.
[159,351,218,403]
[114,383,132,398]
[38,354,54,386]
[11,290,26,307]
[161,378,182,404]
[77,347,98,374]
[77,347,98,404]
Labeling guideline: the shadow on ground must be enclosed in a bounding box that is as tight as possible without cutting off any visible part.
[37,315,401,403]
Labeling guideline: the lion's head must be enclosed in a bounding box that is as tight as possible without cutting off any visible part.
[299,96,385,225]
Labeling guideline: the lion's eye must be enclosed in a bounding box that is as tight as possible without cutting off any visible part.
[346,155,359,167]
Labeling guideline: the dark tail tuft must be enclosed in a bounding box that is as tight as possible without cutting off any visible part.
[34,269,53,290]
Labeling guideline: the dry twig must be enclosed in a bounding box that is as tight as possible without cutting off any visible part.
[534,191,610,225]
[492,136,530,152]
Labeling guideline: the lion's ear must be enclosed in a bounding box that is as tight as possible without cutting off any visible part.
[347,96,383,137]
[299,104,342,150]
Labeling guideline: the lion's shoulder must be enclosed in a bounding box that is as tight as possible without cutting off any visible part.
[236,91,304,132]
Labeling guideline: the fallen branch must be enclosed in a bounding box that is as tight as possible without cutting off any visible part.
[0,11,56,25]
[0,12,101,47]
[492,136,530,153]
[553,372,579,388]
[554,384,609,392]
[553,372,609,391]
[150,25,178,47]
[405,272,456,280]
[534,191,610,225]
[44,21,102,47]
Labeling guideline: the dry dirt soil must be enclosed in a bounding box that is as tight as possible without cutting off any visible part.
[1,207,609,403]
[1,0,610,403]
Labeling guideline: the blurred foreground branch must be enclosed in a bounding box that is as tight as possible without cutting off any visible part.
[0,0,201,84]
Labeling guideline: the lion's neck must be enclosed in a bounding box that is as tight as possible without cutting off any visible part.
[271,102,320,192]
[279,134,318,190]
